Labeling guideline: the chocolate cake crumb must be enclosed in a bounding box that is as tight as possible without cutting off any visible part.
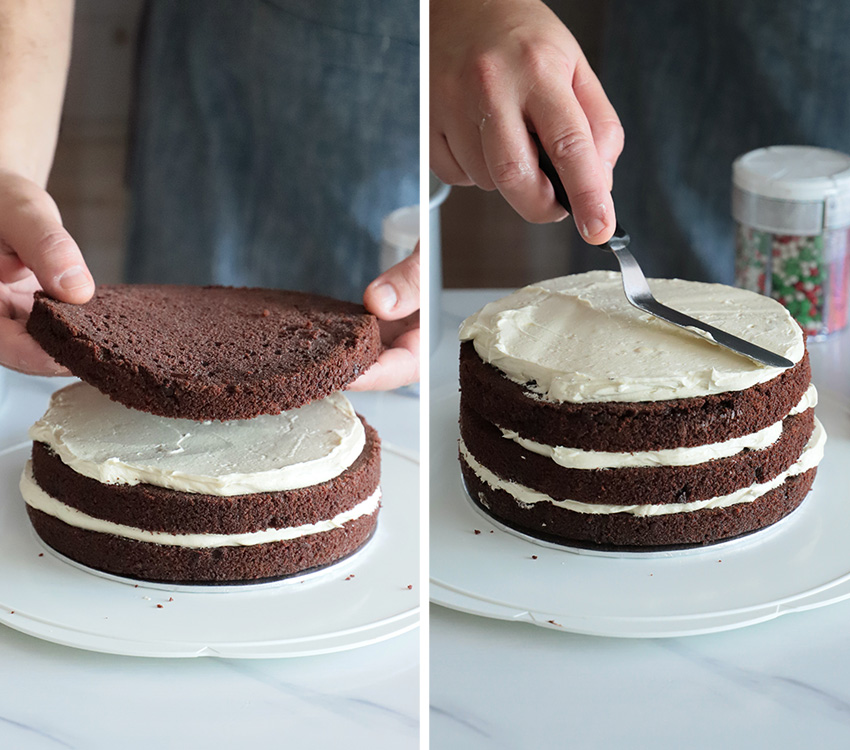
[460,341,811,451]
[461,396,814,507]
[29,505,378,585]
[462,460,816,548]
[27,285,381,419]
[32,423,380,535]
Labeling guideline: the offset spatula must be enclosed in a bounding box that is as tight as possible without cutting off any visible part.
[532,134,793,368]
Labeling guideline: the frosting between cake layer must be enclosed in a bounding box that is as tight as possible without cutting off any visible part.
[459,418,825,516]
[459,270,805,403]
[29,382,365,496]
[20,462,380,548]
[500,385,817,469]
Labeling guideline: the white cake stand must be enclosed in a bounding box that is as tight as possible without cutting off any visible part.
[431,387,850,637]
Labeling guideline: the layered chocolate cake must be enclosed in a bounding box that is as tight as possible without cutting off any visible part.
[22,286,382,583]
[458,271,826,550]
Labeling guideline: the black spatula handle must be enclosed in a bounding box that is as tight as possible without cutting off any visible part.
[530,132,628,251]
[531,132,572,214]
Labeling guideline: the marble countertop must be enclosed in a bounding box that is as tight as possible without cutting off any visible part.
[431,289,850,749]
[0,370,419,750]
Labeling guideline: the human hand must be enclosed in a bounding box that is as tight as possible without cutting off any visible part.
[347,242,420,391]
[0,170,94,375]
[430,0,624,242]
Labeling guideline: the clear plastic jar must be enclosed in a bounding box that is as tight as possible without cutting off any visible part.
[732,146,850,339]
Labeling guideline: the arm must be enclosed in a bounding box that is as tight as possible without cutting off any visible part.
[0,0,94,375]
[430,0,623,242]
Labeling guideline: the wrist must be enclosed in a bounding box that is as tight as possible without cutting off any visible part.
[0,167,49,194]
[0,157,51,188]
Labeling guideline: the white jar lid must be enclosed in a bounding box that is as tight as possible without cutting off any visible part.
[733,146,850,201]
[381,205,420,252]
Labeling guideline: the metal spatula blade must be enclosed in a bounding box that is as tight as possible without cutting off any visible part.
[531,134,793,369]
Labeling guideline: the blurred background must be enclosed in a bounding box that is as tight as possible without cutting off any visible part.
[48,0,143,285]
[48,0,417,302]
[58,0,578,290]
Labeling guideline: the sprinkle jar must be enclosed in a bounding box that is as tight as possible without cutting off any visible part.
[732,146,850,338]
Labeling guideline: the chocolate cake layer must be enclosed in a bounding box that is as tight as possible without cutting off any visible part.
[461,461,817,548]
[28,506,378,584]
[30,420,380,534]
[460,341,812,452]
[27,286,381,420]
[460,399,814,506]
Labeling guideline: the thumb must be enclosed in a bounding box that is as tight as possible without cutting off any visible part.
[0,172,94,303]
[363,241,420,321]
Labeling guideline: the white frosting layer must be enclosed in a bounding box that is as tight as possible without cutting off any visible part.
[460,417,825,517]
[500,385,818,470]
[459,271,805,403]
[20,462,380,548]
[29,382,365,496]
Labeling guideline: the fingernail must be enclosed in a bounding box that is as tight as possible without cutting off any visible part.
[56,265,91,292]
[372,283,397,312]
[582,217,607,239]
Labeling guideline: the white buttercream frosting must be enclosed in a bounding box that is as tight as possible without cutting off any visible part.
[20,462,380,548]
[460,418,825,517]
[459,271,805,403]
[29,382,365,496]
[500,385,818,470]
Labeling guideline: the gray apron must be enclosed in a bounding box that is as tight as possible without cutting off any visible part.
[125,0,419,302]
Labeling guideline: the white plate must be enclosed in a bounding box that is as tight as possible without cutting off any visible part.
[430,387,850,637]
[0,443,419,657]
